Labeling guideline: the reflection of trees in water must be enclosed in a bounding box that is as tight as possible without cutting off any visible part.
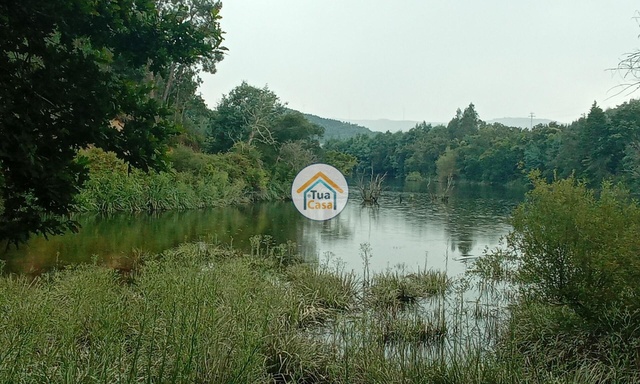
[450,233,475,257]
[300,205,356,240]
[437,201,475,257]
[2,203,304,274]
[440,186,521,258]
[320,217,354,238]
[296,208,355,261]
[376,187,517,259]
[235,202,301,246]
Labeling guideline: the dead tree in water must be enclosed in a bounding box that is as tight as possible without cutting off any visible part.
[440,174,454,202]
[427,175,454,203]
[357,170,386,205]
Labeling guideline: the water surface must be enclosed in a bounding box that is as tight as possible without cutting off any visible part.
[2,185,523,276]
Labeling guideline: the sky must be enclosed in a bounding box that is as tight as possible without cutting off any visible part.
[200,1,640,125]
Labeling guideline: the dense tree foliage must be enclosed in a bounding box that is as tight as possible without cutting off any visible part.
[204,82,325,196]
[0,0,225,244]
[509,176,640,320]
[325,101,640,191]
[205,82,286,153]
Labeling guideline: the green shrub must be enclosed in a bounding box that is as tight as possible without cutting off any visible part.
[171,144,271,200]
[167,145,212,174]
[508,175,640,322]
[479,174,640,381]
[405,171,426,183]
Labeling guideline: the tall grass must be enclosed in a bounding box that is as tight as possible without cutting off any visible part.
[2,237,637,383]
[0,243,325,382]
[74,148,249,213]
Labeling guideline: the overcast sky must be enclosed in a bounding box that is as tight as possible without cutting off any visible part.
[200,1,640,125]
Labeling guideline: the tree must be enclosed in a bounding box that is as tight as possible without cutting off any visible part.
[459,103,481,136]
[436,147,458,183]
[272,111,324,144]
[324,151,358,176]
[580,102,611,181]
[522,123,562,180]
[266,111,324,179]
[551,119,584,179]
[403,124,448,178]
[274,141,317,184]
[152,0,226,137]
[0,0,224,244]
[205,82,286,153]
[478,139,522,183]
[447,103,480,140]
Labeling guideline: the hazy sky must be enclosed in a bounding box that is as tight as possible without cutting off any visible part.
[200,1,640,124]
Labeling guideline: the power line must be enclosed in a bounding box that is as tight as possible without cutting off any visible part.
[529,112,535,129]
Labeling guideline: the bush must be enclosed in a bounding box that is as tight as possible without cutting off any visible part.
[405,171,426,183]
[471,174,640,380]
[508,175,640,322]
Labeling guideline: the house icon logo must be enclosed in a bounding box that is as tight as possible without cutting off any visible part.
[296,171,343,211]
[292,164,349,221]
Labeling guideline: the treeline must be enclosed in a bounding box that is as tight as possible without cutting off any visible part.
[325,101,640,190]
[78,81,360,211]
[83,92,640,213]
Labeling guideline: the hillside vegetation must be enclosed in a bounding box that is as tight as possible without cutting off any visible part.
[302,113,375,142]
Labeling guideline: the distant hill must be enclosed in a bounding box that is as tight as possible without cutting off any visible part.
[303,113,375,141]
[344,119,425,133]
[487,117,558,129]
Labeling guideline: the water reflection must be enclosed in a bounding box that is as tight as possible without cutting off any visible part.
[302,185,522,276]
[2,185,523,276]
[2,204,302,274]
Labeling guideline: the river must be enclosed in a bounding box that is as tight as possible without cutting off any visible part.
[1,184,524,276]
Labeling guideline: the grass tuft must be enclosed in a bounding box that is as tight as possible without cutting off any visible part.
[368,269,449,309]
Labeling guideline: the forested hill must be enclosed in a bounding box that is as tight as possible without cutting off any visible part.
[302,113,375,141]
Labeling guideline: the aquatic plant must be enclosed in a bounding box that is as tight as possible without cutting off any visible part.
[368,269,449,309]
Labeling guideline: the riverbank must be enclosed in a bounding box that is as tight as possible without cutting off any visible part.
[73,146,287,214]
[2,236,637,383]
